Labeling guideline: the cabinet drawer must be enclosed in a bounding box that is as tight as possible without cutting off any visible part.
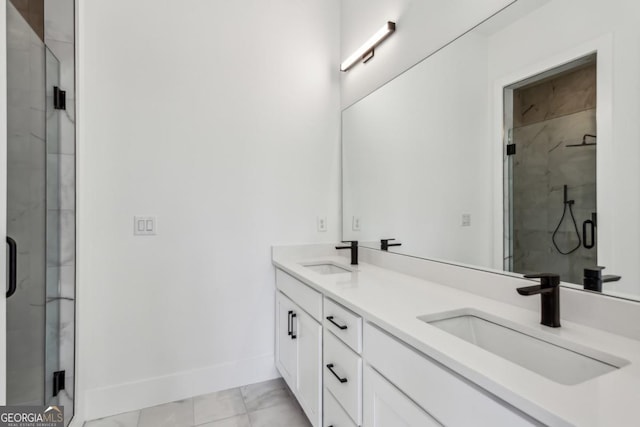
[324,330,362,425]
[276,269,322,321]
[324,298,362,353]
[364,323,540,427]
[364,365,441,427]
[324,387,357,427]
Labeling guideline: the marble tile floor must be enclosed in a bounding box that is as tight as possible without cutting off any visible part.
[84,378,312,427]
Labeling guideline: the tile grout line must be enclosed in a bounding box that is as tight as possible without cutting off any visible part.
[239,386,254,427]
[191,395,196,427]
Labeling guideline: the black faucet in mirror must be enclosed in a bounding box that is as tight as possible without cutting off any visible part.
[380,239,402,251]
[336,241,358,265]
[583,266,621,292]
[517,273,561,328]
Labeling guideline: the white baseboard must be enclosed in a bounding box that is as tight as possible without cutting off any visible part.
[68,417,84,427]
[84,353,278,422]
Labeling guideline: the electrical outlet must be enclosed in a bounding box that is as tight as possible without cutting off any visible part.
[352,216,361,231]
[134,216,157,235]
[317,216,327,232]
[461,214,471,227]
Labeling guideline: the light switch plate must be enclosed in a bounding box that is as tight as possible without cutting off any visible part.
[461,214,471,227]
[134,216,156,235]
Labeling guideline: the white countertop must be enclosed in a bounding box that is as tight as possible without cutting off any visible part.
[272,250,640,427]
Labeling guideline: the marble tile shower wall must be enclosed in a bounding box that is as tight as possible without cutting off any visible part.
[45,0,76,423]
[512,64,597,284]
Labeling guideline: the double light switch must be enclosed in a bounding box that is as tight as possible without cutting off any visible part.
[134,216,156,235]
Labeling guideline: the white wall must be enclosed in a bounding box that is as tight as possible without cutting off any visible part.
[487,0,640,295]
[340,0,514,108]
[76,0,340,420]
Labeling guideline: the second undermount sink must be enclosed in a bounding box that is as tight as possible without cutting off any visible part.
[418,309,629,385]
[302,261,353,275]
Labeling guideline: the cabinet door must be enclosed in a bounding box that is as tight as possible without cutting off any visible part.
[275,292,297,390]
[297,309,322,427]
[364,366,441,427]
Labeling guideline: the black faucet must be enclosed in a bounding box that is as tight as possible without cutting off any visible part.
[517,273,561,328]
[380,239,402,251]
[583,266,621,292]
[336,241,358,265]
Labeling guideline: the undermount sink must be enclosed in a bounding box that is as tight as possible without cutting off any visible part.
[418,309,629,385]
[302,262,353,275]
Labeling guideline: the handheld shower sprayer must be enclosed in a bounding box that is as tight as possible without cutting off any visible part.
[552,185,582,255]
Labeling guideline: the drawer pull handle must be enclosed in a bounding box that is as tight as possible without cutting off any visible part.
[291,313,297,339]
[326,316,348,330]
[326,363,348,383]
[287,311,293,336]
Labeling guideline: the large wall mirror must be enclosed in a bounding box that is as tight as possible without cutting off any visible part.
[342,0,640,301]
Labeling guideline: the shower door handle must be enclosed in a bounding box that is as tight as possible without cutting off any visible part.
[6,236,17,298]
[582,219,595,249]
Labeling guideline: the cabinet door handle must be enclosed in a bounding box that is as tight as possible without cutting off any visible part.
[291,313,297,339]
[326,315,348,330]
[326,363,348,383]
[287,310,293,336]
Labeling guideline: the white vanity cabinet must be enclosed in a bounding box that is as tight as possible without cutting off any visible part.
[275,266,544,427]
[275,271,322,427]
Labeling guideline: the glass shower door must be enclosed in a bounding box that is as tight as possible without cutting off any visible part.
[6,2,62,409]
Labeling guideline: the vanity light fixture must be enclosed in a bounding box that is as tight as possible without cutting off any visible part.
[340,21,396,72]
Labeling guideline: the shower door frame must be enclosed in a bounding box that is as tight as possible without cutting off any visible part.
[0,1,8,406]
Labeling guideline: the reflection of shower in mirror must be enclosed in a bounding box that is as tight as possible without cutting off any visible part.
[505,55,598,284]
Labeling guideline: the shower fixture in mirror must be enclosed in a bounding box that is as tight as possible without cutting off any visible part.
[342,0,640,300]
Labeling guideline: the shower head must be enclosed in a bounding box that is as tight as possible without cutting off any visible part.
[566,134,597,147]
